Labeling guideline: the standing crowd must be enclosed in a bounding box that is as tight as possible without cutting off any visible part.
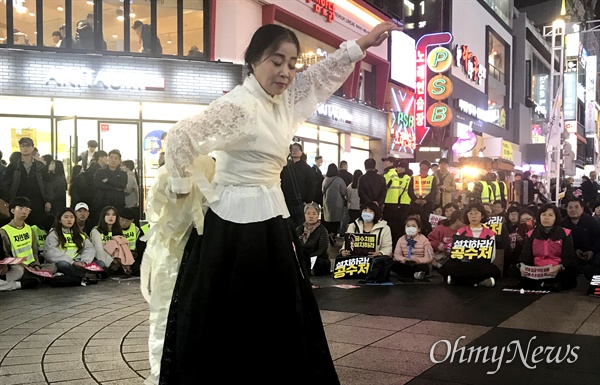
[0,137,146,291]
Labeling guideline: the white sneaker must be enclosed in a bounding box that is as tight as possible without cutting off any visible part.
[414,271,426,280]
[446,275,452,285]
[478,277,495,287]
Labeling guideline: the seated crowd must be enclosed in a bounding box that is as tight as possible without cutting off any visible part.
[0,196,146,291]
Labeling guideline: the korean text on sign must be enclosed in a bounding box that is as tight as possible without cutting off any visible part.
[450,235,494,261]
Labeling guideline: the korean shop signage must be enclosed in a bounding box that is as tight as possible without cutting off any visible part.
[306,0,335,22]
[454,44,487,85]
[315,102,353,124]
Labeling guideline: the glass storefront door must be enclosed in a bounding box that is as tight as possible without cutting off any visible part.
[55,117,77,181]
[98,121,140,162]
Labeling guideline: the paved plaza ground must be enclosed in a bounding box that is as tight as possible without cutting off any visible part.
[0,273,599,385]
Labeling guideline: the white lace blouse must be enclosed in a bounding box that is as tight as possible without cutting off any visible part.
[165,40,365,224]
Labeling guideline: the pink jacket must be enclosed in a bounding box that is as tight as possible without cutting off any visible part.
[394,234,434,265]
[103,235,135,266]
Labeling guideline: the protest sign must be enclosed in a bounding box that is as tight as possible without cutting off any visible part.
[450,235,494,261]
[484,216,504,235]
[344,233,376,256]
[429,214,446,228]
[333,255,370,279]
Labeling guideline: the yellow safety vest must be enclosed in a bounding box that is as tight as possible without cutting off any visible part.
[141,223,150,235]
[31,225,47,252]
[1,223,35,265]
[384,169,402,204]
[60,232,85,259]
[413,175,434,198]
[93,227,113,244]
[492,181,507,201]
[398,174,412,205]
[122,224,138,251]
[480,181,493,203]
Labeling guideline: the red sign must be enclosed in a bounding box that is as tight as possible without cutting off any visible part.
[414,32,453,144]
[306,0,335,22]
[100,123,109,132]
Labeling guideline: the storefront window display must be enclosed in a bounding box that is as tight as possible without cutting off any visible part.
[0,117,51,161]
[487,29,509,129]
[2,0,208,56]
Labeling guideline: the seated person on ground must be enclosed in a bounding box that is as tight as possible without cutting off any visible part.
[296,202,331,276]
[428,209,464,268]
[341,202,393,260]
[44,207,97,286]
[390,217,434,281]
[439,202,501,287]
[120,208,143,276]
[90,205,125,273]
[517,204,577,291]
[32,213,55,263]
[561,197,600,280]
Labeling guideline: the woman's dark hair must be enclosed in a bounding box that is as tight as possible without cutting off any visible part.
[122,160,135,171]
[405,216,422,230]
[71,165,83,179]
[441,209,464,227]
[244,24,300,76]
[351,169,363,189]
[54,160,65,179]
[462,203,489,224]
[42,154,54,168]
[9,152,21,164]
[39,213,56,232]
[53,208,85,252]
[359,202,382,223]
[97,206,123,236]
[536,204,562,226]
[505,206,520,222]
[519,208,536,221]
[443,202,458,213]
[326,163,339,177]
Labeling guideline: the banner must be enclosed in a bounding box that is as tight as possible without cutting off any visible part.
[484,216,503,235]
[546,81,563,148]
[521,264,555,280]
[344,233,376,256]
[429,214,446,228]
[450,235,494,261]
[333,256,370,279]
[585,55,597,138]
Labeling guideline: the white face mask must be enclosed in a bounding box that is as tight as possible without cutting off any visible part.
[361,212,374,222]
[405,226,418,237]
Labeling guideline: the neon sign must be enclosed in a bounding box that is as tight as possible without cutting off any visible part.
[306,0,335,22]
[414,32,453,144]
[389,87,416,153]
[454,45,486,85]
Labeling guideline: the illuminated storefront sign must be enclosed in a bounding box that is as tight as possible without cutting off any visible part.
[45,68,166,90]
[315,103,353,124]
[501,141,513,161]
[586,55,597,138]
[534,74,549,119]
[564,72,577,120]
[414,32,453,144]
[565,121,577,133]
[454,44,487,85]
[456,99,496,123]
[306,0,336,22]
[388,87,416,153]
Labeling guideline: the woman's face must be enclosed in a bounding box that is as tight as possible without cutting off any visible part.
[60,211,75,228]
[253,41,298,96]
[508,211,519,223]
[444,206,456,218]
[520,213,534,224]
[467,208,483,225]
[304,207,319,225]
[104,210,117,226]
[594,206,600,216]
[433,207,443,216]
[539,209,556,228]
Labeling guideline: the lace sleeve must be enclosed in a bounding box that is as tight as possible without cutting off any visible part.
[166,98,256,194]
[290,40,364,125]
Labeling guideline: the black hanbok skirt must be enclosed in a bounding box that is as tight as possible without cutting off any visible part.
[159,209,339,384]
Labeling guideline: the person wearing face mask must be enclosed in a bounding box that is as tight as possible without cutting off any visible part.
[390,217,434,280]
[428,210,465,268]
[342,202,392,283]
[517,204,577,291]
[504,209,535,277]
[439,203,501,287]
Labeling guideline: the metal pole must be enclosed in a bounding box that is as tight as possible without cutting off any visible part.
[555,25,565,207]
[548,26,556,204]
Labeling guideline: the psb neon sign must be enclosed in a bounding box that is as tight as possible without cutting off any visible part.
[414,32,453,144]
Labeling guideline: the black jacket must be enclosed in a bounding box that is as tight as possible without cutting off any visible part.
[581,179,598,204]
[281,159,316,204]
[93,167,127,210]
[0,159,53,204]
[561,214,600,254]
[357,170,387,207]
[296,224,329,259]
[141,24,163,54]
[339,169,353,186]
[311,165,324,205]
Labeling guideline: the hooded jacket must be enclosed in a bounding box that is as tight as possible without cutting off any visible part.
[519,226,574,267]
[344,219,393,256]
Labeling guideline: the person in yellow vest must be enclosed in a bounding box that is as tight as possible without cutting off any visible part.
[31,213,54,263]
[409,160,437,219]
[120,207,142,276]
[490,172,507,203]
[44,207,97,285]
[394,160,412,240]
[90,206,124,273]
[0,197,44,290]
[472,173,494,204]
[382,156,403,248]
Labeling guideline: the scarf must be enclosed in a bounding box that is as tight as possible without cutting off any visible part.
[301,220,321,243]
[406,237,417,259]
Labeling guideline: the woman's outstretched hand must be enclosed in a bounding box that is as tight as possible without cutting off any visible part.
[356,21,401,52]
